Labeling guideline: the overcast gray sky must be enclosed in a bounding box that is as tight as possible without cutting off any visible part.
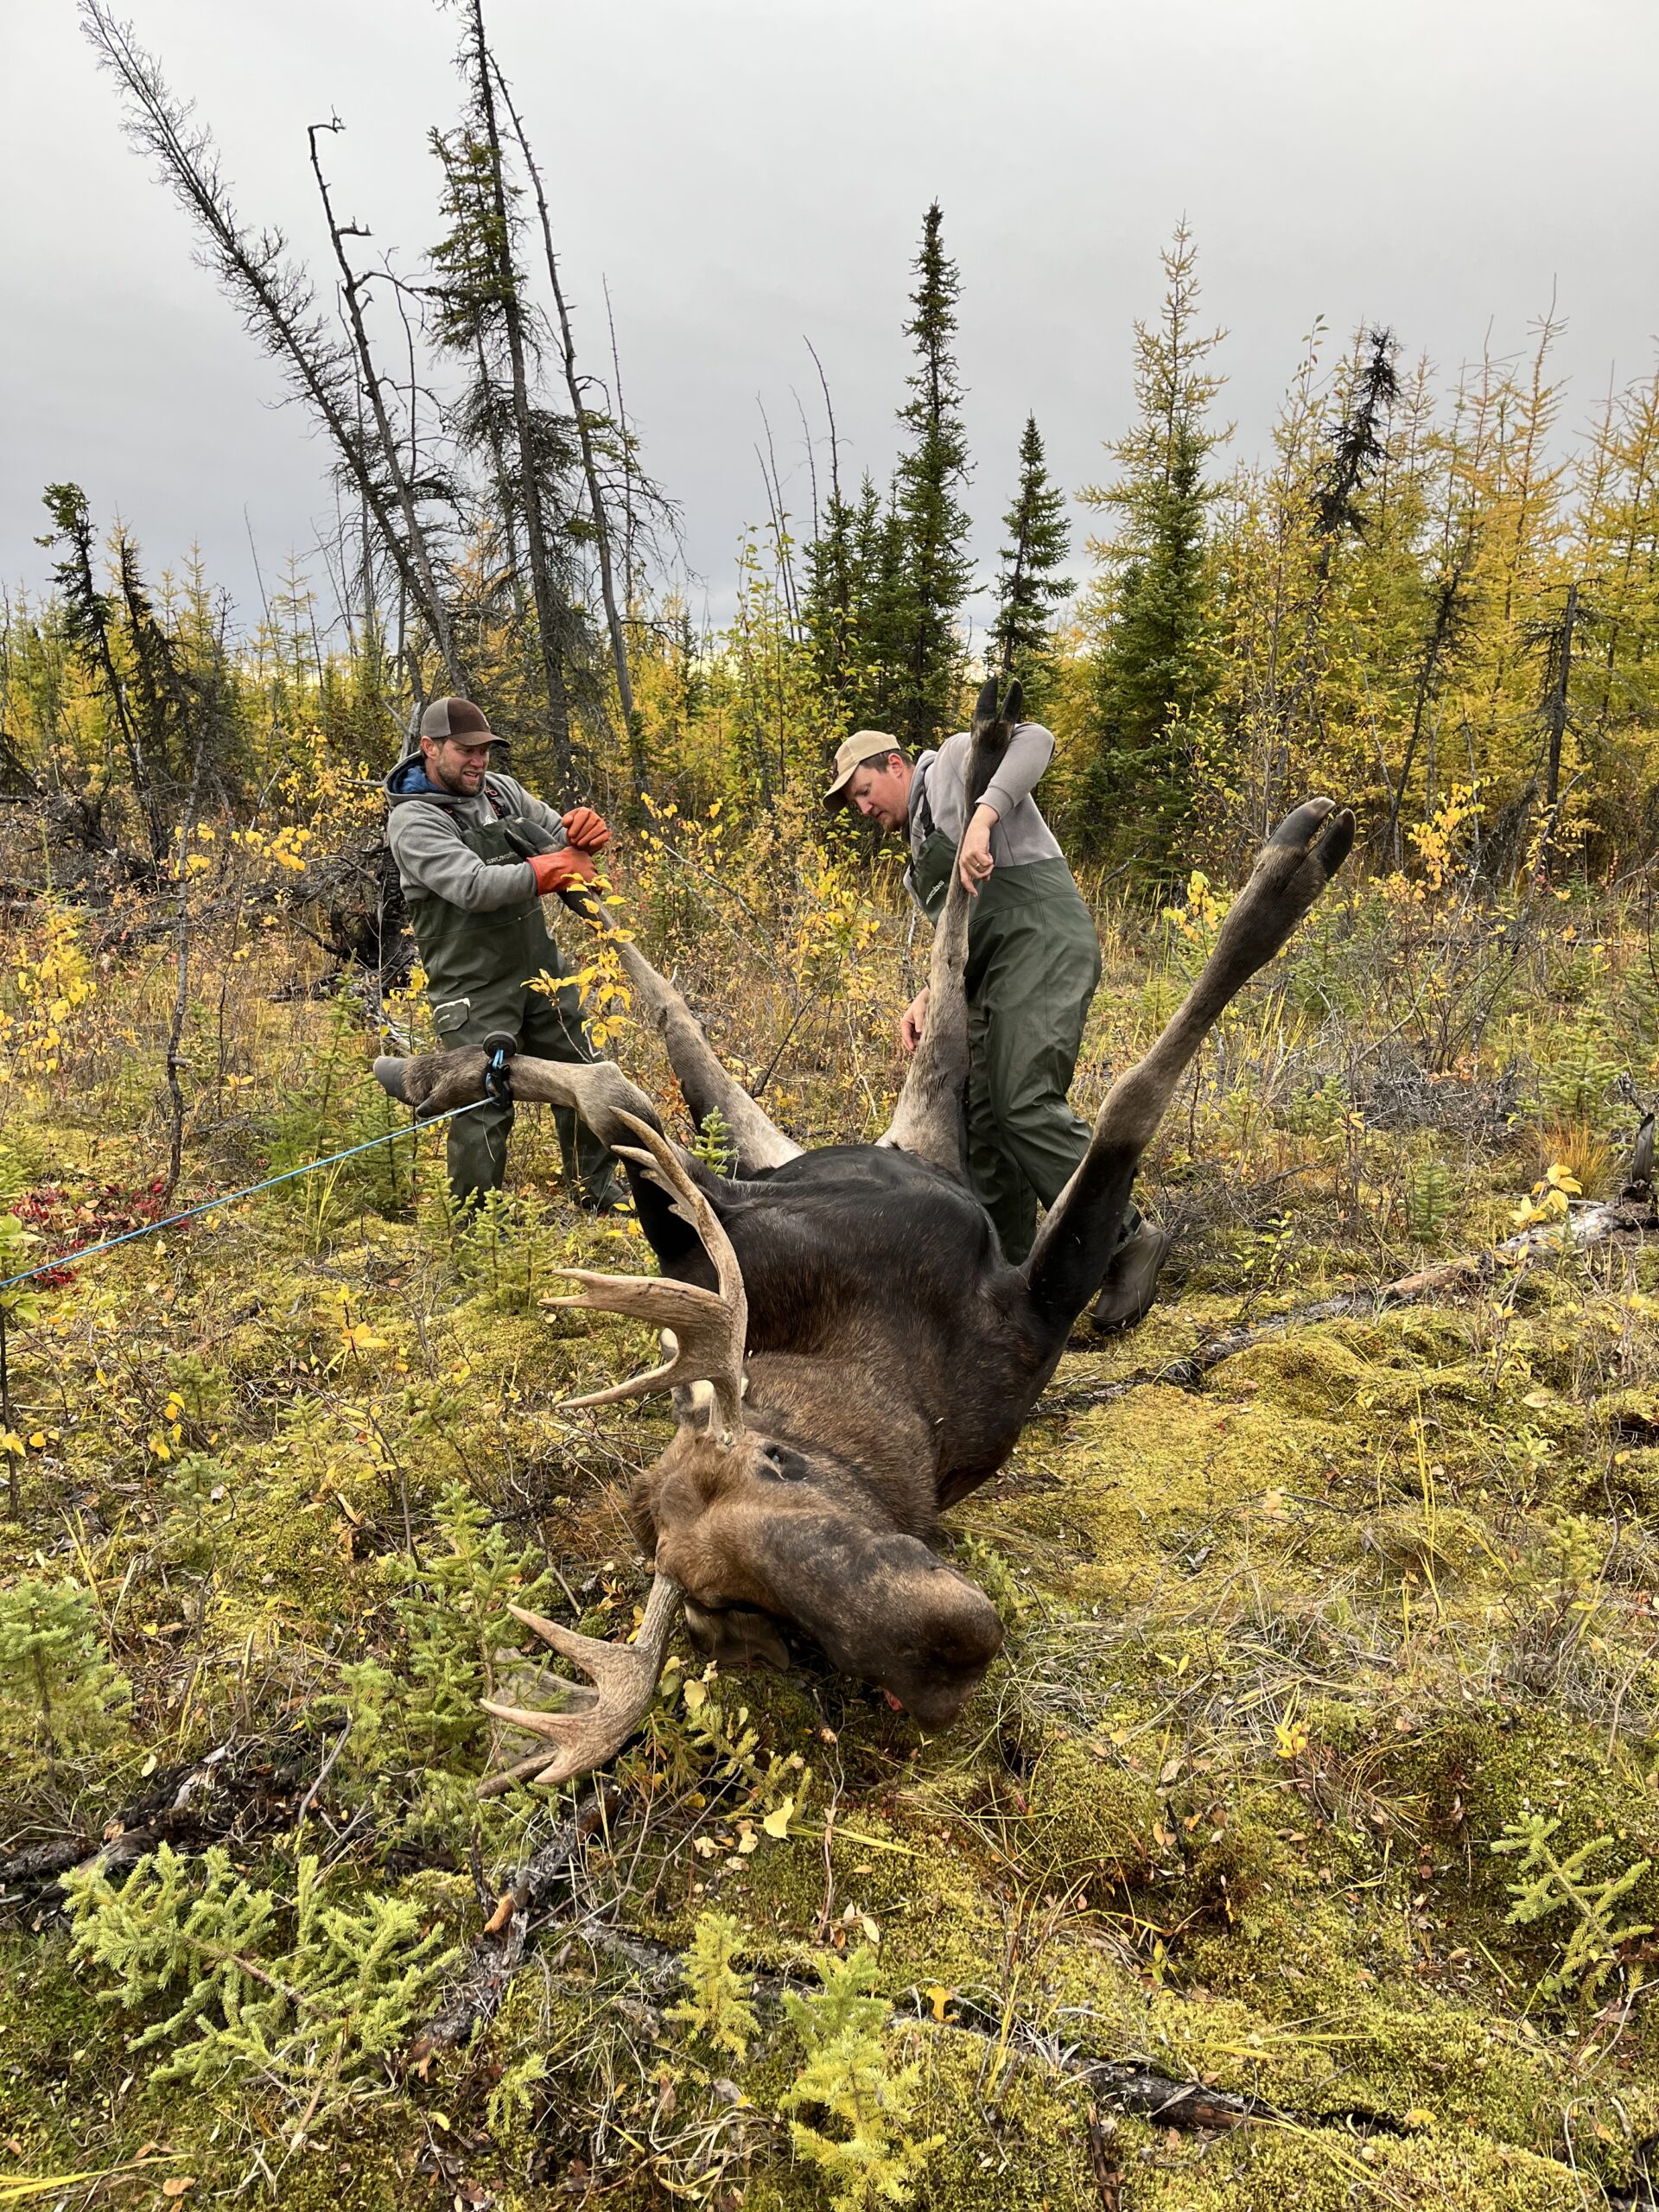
[6,0,1657,642]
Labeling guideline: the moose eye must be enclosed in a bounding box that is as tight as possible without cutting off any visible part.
[757,1444,810,1484]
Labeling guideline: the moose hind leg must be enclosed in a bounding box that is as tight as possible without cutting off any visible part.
[1022,797,1355,1334]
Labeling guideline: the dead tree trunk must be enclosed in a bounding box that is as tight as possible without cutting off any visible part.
[1540,578,1580,865]
[308,121,463,694]
[465,0,574,788]
[81,7,461,694]
[490,65,645,796]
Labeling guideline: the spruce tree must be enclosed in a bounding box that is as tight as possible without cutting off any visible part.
[988,414,1072,716]
[889,203,973,750]
[1081,221,1227,874]
[428,0,597,783]
[803,472,912,738]
[803,484,862,734]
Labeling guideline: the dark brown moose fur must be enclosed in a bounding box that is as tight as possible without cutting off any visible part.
[383,696,1353,1773]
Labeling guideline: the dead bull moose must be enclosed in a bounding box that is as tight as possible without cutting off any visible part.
[374,682,1354,1796]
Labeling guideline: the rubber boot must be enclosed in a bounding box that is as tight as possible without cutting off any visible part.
[1090,1221,1173,1334]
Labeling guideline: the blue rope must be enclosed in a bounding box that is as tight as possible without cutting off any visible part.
[0,1100,489,1296]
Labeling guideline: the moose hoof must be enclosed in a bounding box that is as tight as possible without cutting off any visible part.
[373,1055,411,1103]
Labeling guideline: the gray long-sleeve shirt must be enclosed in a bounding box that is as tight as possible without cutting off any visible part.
[907,721,1065,869]
[383,760,569,912]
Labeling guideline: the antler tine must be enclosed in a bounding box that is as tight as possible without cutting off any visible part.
[551,1112,748,1443]
[478,1575,683,1798]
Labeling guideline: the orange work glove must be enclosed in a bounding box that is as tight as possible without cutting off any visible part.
[528,848,596,895]
[561,805,611,853]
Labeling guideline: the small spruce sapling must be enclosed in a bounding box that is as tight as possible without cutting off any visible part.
[690,1105,736,1177]
[486,2050,550,2141]
[0,1578,130,1751]
[666,1909,760,2061]
[781,1945,941,2209]
[386,1481,556,1764]
[1493,1811,1653,2000]
[63,1842,459,2120]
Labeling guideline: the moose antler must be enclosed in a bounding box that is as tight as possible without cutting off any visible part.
[478,1573,683,1798]
[475,1118,747,1796]
[550,1112,749,1445]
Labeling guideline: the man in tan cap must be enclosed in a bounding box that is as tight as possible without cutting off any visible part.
[826,721,1167,1327]
[384,696,616,1212]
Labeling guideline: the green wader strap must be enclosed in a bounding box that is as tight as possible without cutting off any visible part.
[906,826,958,925]
[907,832,1090,947]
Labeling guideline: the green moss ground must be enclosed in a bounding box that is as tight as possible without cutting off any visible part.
[3,943,1659,2211]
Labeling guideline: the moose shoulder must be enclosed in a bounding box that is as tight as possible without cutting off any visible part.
[376,683,1355,1796]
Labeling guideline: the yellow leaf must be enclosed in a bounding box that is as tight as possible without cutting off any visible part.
[761,1795,795,1840]
[0,1432,24,1459]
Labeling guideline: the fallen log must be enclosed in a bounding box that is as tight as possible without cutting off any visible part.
[407,1786,620,2059]
[425,1893,1648,2206]
[0,1729,318,1919]
[1044,1178,1659,1417]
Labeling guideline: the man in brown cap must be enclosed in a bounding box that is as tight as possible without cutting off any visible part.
[825,722,1168,1328]
[383,697,617,1212]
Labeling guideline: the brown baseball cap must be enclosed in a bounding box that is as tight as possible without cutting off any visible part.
[823,729,905,807]
[419,696,508,745]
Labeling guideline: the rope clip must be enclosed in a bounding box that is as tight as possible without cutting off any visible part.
[482,1030,518,1103]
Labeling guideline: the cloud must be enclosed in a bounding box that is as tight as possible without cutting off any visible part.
[6,0,1656,635]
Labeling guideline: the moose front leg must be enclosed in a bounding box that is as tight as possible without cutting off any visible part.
[1022,798,1355,1336]
[380,1045,668,1154]
[880,677,1020,1177]
[549,883,803,1176]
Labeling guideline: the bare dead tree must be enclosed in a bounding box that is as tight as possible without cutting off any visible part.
[805,337,842,513]
[1527,578,1586,878]
[306,119,462,692]
[487,64,646,793]
[457,0,574,785]
[79,4,462,695]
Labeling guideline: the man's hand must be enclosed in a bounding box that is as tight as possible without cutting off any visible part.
[900,988,930,1055]
[529,849,596,895]
[958,803,998,895]
[562,806,610,853]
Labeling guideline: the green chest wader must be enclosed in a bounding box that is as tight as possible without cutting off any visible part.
[906,825,1112,1263]
[405,812,614,1211]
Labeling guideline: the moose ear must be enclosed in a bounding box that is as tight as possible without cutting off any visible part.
[999,677,1023,727]
[699,1504,1004,1729]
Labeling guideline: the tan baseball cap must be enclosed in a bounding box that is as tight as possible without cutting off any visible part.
[419,696,509,745]
[823,729,905,807]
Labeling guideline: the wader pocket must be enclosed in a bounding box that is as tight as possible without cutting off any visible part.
[433,997,474,1039]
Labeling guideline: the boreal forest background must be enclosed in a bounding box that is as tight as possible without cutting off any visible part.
[5,3,1652,897]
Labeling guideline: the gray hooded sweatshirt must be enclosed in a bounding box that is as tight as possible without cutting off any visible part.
[382,753,570,911]
[907,721,1065,871]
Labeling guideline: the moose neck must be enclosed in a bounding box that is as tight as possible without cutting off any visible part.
[742,1353,940,1536]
